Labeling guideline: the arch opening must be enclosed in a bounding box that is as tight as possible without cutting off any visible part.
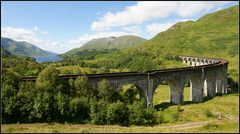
[152,81,170,110]
[118,83,145,104]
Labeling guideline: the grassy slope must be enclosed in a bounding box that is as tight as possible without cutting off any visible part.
[2,85,238,133]
[134,5,239,81]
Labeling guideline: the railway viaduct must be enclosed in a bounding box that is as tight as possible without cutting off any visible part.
[22,56,229,107]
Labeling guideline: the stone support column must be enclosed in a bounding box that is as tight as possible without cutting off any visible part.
[204,70,216,97]
[223,64,228,94]
[146,77,161,108]
[189,72,204,102]
[167,74,185,104]
[215,67,224,94]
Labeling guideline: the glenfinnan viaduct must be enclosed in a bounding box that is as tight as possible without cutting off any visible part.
[22,56,229,107]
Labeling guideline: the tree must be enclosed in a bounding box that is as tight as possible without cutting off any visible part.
[55,92,70,122]
[68,79,75,96]
[74,76,97,98]
[2,84,17,123]
[98,79,115,102]
[2,70,20,88]
[30,92,55,122]
[69,97,90,123]
[36,66,62,94]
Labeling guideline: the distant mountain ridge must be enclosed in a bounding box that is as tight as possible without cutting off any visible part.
[1,37,56,57]
[63,35,146,56]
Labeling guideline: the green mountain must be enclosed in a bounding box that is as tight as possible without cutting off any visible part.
[136,5,238,59]
[1,37,56,57]
[63,35,146,56]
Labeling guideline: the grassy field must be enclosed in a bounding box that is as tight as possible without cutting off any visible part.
[2,85,239,133]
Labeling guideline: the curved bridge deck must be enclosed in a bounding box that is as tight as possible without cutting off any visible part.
[21,56,229,107]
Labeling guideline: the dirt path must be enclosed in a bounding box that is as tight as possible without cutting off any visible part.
[157,116,239,130]
[157,121,212,130]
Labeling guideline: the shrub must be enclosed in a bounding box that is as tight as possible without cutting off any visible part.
[69,97,90,123]
[106,101,130,126]
[142,108,157,125]
[204,109,215,118]
[30,92,56,122]
[128,101,145,125]
[90,99,107,125]
[55,92,70,122]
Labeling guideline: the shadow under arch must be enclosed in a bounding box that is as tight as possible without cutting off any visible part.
[117,83,147,103]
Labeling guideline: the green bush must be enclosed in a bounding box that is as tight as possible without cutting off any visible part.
[90,99,107,125]
[55,92,70,122]
[142,108,157,125]
[204,109,215,118]
[106,101,130,126]
[128,101,145,125]
[30,92,56,122]
[69,97,90,123]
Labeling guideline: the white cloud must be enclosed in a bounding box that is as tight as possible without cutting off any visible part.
[146,23,175,36]
[1,26,66,54]
[91,1,230,31]
[122,25,142,36]
[146,19,194,37]
[214,7,223,12]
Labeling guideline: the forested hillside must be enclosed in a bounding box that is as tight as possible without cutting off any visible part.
[1,37,56,57]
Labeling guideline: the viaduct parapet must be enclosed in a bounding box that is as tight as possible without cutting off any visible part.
[22,56,229,107]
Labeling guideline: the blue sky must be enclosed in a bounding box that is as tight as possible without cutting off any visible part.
[1,1,238,53]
